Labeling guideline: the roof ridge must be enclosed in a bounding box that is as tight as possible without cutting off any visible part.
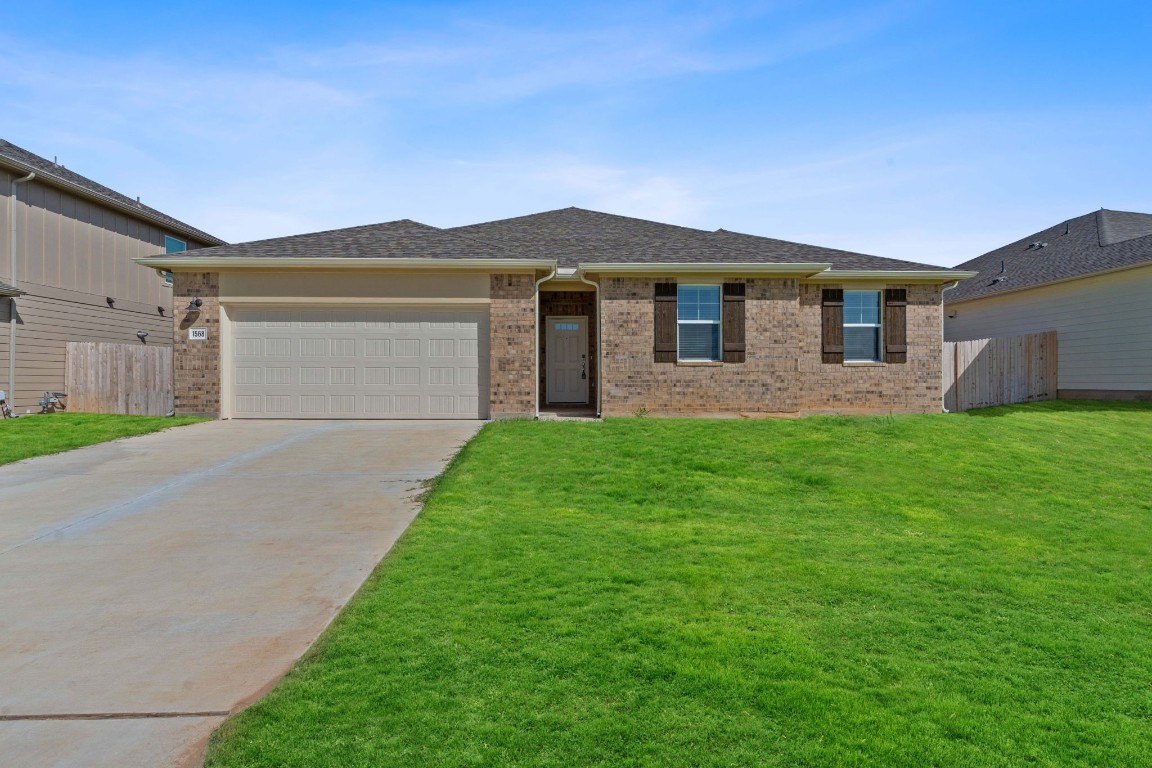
[453,206,716,236]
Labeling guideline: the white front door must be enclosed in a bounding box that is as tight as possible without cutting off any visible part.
[545,316,588,404]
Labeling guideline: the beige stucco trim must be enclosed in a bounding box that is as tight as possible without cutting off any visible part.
[219,270,492,304]
[582,262,831,276]
[222,297,492,305]
[135,256,553,271]
[807,269,977,283]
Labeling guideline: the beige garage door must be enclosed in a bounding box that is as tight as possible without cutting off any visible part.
[230,307,488,419]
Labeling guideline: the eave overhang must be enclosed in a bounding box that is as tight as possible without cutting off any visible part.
[0,284,25,297]
[807,269,978,283]
[0,155,227,247]
[134,256,558,271]
[579,262,833,276]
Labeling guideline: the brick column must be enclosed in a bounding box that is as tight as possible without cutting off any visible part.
[172,272,221,417]
[489,273,536,418]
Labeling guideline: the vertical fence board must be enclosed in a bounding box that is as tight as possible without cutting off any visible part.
[65,342,173,416]
[943,331,1056,412]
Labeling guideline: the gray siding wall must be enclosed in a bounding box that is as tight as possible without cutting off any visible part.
[1,170,212,410]
[944,263,1152,394]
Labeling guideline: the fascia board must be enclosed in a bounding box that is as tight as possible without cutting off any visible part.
[134,257,557,270]
[944,260,1152,304]
[579,262,832,276]
[807,269,979,283]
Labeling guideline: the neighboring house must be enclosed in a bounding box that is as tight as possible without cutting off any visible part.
[1,139,224,412]
[944,209,1152,401]
[136,207,972,419]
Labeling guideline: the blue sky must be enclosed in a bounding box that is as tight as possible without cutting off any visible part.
[3,1,1150,266]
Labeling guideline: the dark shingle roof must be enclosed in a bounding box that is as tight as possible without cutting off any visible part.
[452,207,955,270]
[0,139,225,246]
[144,205,963,273]
[946,209,1152,303]
[0,281,24,296]
[145,219,523,261]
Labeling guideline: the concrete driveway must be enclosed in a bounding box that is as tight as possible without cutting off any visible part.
[0,419,482,767]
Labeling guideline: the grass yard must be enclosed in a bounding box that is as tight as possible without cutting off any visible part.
[0,412,206,466]
[207,402,1152,768]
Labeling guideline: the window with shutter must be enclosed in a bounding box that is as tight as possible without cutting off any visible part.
[843,290,882,362]
[821,289,844,364]
[884,288,908,364]
[653,282,677,363]
[722,282,745,363]
[676,285,721,361]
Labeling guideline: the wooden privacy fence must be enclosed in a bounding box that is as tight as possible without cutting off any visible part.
[943,331,1057,412]
[65,342,173,416]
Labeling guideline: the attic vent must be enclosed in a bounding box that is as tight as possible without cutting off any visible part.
[1026,241,1048,250]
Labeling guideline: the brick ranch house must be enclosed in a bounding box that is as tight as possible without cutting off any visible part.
[136,208,974,419]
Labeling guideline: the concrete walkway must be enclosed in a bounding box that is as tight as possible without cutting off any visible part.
[0,419,482,767]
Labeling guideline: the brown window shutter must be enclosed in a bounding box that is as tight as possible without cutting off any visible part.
[654,282,677,363]
[884,288,908,364]
[821,288,844,363]
[722,282,746,363]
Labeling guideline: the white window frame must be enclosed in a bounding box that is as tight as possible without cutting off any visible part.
[676,284,722,362]
[843,289,883,363]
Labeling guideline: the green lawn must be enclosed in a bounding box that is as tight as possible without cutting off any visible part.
[0,412,206,466]
[207,402,1152,768]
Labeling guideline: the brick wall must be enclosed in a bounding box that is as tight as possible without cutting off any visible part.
[796,283,942,413]
[600,277,801,415]
[489,274,536,417]
[172,272,221,417]
[540,291,596,407]
[599,277,944,416]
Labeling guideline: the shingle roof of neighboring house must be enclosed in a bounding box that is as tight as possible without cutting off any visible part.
[0,139,225,246]
[452,207,950,270]
[143,219,522,261]
[946,209,1152,304]
[0,281,25,297]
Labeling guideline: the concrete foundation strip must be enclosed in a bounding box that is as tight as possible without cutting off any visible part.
[0,711,230,721]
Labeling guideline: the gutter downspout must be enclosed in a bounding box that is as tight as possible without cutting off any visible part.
[577,269,602,418]
[940,280,960,412]
[8,171,34,409]
[533,264,558,418]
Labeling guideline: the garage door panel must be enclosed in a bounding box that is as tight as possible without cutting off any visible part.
[230,307,488,419]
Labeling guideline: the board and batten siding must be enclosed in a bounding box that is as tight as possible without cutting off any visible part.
[4,176,192,306]
[944,263,1152,395]
[1,171,212,410]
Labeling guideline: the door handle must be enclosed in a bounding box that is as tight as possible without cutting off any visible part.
[581,362,587,380]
